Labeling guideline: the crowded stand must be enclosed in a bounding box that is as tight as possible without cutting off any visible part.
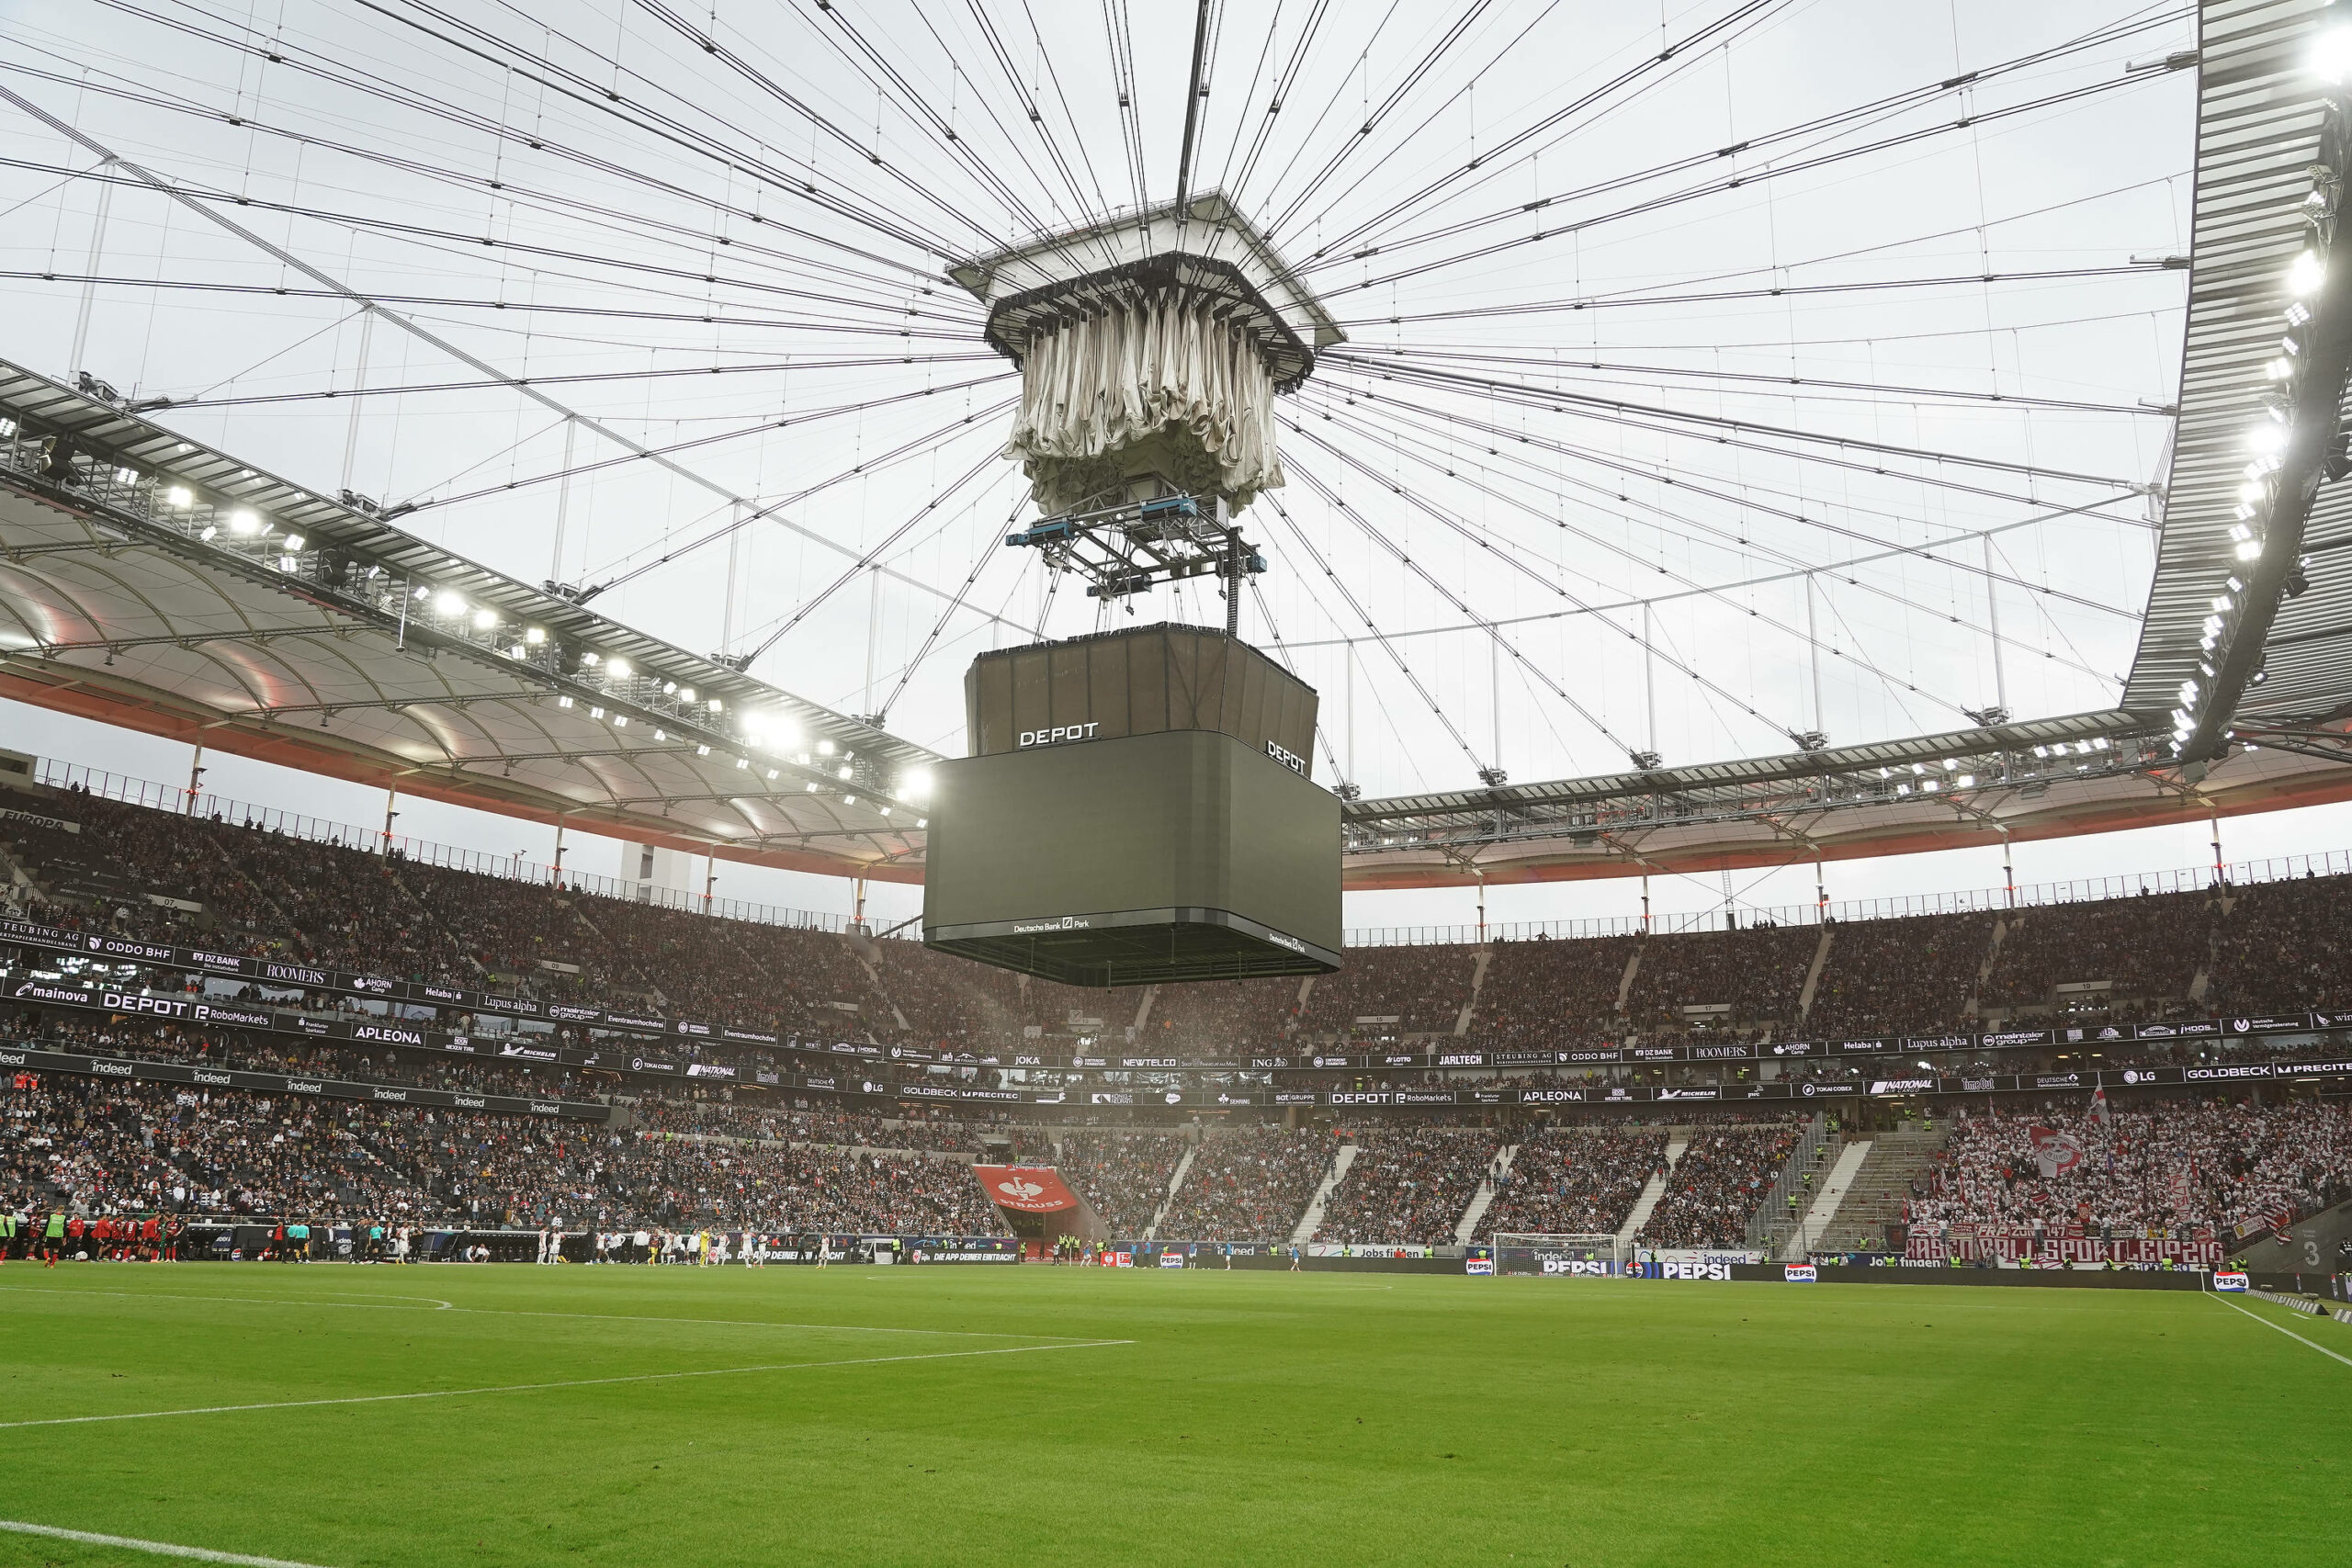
[1314,1125,1498,1245]
[1906,1100,2352,1241]
[1295,942,1476,1038]
[2206,874,2352,1016]
[1057,1129,1188,1235]
[1637,1122,1804,1249]
[1623,923,1817,1032]
[1978,891,2213,1015]
[3,1074,439,1219]
[1804,912,1992,1038]
[1147,976,1303,1052]
[6,776,2352,1264]
[1153,1126,1334,1241]
[17,778,2352,1067]
[1477,1125,1668,1239]
[1467,934,1638,1044]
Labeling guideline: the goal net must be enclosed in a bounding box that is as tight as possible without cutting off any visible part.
[1493,1233,1627,1278]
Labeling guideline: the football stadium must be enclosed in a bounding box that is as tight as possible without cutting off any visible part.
[3,1,2351,1563]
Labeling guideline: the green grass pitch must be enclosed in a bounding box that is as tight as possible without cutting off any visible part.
[0,1264,2343,1567]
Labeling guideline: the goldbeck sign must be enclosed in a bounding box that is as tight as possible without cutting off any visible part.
[974,1165,1080,1213]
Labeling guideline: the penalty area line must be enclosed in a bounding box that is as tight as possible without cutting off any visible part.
[0,1338,1133,1431]
[0,1518,337,1566]
[2211,1294,2352,1369]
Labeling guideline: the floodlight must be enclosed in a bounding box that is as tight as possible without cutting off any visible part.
[435,590,465,616]
[2289,251,2327,296]
[471,608,496,629]
[606,658,631,679]
[164,485,192,508]
[525,626,546,644]
[229,509,261,536]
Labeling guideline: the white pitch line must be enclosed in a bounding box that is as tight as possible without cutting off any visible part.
[0,1286,1085,1338]
[0,1338,1131,1431]
[0,1518,338,1566]
[2211,1293,2352,1369]
[0,1288,445,1314]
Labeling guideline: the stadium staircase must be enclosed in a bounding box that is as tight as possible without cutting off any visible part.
[1612,947,1643,1018]
[1453,1143,1519,1243]
[1283,973,1317,1037]
[1453,950,1492,1036]
[1963,919,2009,1020]
[1291,1144,1359,1244]
[1744,1112,1838,1256]
[1144,1145,1199,1239]
[384,864,494,980]
[1781,1137,1871,1259]
[1796,925,1836,1021]
[1814,1123,1950,1253]
[1615,1135,1685,1247]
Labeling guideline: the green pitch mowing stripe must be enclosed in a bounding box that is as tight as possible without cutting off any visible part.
[1,1266,2344,1567]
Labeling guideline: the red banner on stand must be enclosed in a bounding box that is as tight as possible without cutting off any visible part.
[974,1165,1080,1213]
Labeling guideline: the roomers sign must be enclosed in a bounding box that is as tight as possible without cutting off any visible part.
[974,1165,1080,1213]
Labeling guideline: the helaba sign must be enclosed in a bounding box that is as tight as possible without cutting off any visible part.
[1018,723,1101,748]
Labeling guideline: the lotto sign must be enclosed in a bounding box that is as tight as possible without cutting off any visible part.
[2213,1271,2249,1292]
[1783,1264,1817,1283]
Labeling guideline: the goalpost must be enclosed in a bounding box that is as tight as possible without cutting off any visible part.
[1492,1233,1628,1278]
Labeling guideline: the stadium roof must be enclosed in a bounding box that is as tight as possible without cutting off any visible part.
[0,360,940,883]
[1335,0,2352,889]
[4,0,2350,896]
[2121,0,2352,750]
